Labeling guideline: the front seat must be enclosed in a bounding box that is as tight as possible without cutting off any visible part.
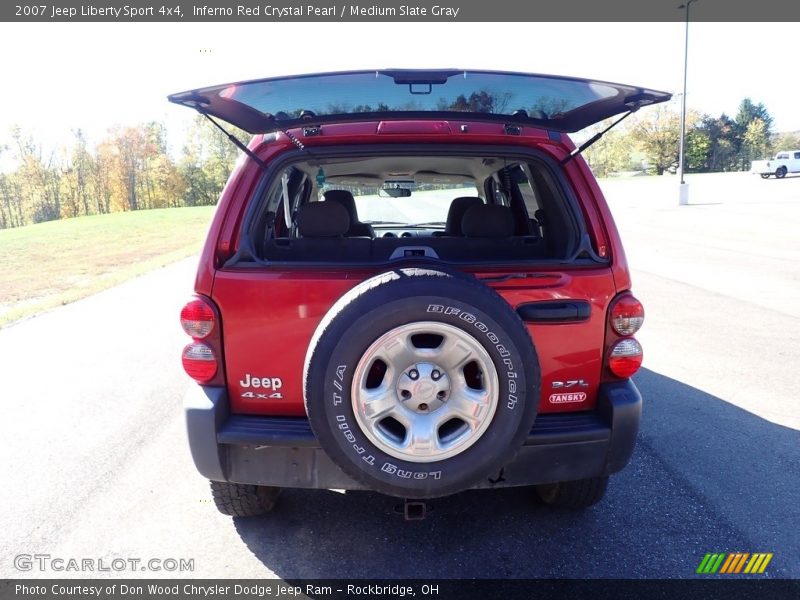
[323,190,375,238]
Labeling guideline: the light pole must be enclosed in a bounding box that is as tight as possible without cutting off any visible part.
[677,0,698,206]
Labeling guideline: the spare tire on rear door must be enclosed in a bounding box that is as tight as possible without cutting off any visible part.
[303,268,540,498]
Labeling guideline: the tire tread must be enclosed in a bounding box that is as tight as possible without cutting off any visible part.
[536,476,609,509]
[209,481,280,517]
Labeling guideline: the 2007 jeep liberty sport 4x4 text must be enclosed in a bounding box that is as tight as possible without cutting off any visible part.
[169,69,670,516]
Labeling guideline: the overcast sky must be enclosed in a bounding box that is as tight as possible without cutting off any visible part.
[0,21,796,158]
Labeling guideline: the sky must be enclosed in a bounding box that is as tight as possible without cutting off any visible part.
[0,21,796,164]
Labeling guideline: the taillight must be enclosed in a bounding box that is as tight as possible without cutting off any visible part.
[608,338,643,378]
[605,292,644,380]
[180,295,222,384]
[182,342,218,382]
[610,295,644,336]
[180,298,215,339]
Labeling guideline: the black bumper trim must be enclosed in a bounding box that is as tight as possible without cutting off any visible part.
[218,416,318,446]
[217,411,610,447]
[187,379,641,490]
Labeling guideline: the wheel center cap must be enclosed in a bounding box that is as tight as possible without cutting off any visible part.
[414,380,436,400]
[397,362,450,413]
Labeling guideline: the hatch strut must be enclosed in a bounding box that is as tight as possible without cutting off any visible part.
[199,111,272,172]
[560,110,635,166]
[200,111,318,166]
[199,112,317,229]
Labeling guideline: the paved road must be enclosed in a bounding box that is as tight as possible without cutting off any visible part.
[1,173,798,579]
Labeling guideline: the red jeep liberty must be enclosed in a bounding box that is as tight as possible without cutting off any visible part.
[170,70,668,516]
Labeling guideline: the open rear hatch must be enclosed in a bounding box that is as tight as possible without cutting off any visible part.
[168,69,671,134]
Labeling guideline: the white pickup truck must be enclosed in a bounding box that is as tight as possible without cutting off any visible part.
[751,150,800,179]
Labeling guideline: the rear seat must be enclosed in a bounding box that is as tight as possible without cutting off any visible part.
[263,201,545,263]
[266,236,546,263]
[458,203,544,261]
[264,201,371,262]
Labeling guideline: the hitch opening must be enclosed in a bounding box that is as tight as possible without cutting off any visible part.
[393,499,430,521]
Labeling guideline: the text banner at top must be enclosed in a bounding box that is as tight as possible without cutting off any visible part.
[4,0,800,22]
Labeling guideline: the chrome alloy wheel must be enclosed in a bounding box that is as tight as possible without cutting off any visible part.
[351,321,499,463]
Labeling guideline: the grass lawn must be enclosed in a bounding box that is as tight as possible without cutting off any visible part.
[0,206,216,327]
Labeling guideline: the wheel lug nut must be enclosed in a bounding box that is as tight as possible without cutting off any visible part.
[408,369,419,380]
[431,370,441,381]
[419,403,428,411]
[401,390,411,399]
[437,391,446,399]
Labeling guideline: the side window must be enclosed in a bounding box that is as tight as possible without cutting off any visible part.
[794,152,800,160]
[777,153,789,159]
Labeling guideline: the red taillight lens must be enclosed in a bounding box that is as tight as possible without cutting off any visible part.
[611,295,644,336]
[182,342,218,383]
[608,338,643,378]
[181,298,215,339]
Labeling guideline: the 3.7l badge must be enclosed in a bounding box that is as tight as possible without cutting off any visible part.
[551,379,589,389]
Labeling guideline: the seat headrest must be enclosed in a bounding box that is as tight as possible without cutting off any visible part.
[296,201,349,237]
[445,196,484,235]
[323,189,358,223]
[461,204,515,238]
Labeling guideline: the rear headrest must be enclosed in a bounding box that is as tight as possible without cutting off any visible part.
[323,189,358,223]
[296,201,349,237]
[461,204,515,238]
[445,196,484,236]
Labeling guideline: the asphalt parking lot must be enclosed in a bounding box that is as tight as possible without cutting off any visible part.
[0,172,797,580]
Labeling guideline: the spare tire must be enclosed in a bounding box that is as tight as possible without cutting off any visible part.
[303,268,540,498]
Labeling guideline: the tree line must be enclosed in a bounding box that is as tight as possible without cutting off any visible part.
[0,116,243,230]
[584,97,798,178]
[0,98,796,230]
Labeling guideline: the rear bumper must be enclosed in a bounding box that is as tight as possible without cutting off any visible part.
[184,380,642,490]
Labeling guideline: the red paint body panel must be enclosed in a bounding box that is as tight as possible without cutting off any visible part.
[197,121,629,417]
[213,265,615,416]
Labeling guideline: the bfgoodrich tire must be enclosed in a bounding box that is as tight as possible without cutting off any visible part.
[303,268,540,499]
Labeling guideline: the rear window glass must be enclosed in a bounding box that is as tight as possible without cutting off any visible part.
[223,71,619,122]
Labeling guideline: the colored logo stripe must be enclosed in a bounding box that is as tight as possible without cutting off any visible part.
[697,552,773,574]
[720,553,748,573]
[745,553,773,574]
[697,553,725,574]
